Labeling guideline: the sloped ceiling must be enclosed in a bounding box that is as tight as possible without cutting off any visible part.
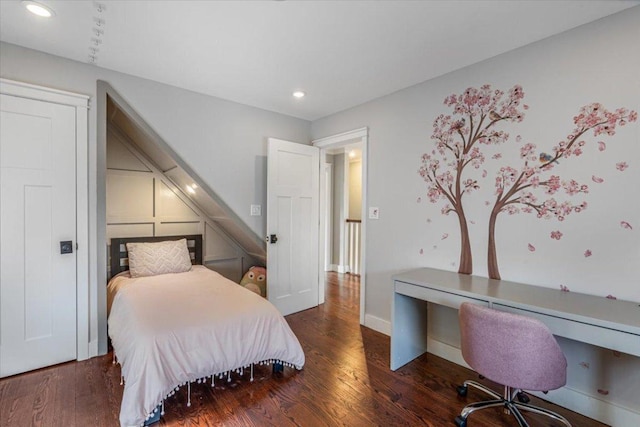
[1,1,638,120]
[107,95,266,262]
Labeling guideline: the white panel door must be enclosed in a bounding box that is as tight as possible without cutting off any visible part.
[0,94,77,377]
[267,138,319,316]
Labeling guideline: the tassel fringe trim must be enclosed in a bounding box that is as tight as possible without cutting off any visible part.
[121,358,301,426]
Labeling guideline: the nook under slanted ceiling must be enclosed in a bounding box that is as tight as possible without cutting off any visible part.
[105,85,266,270]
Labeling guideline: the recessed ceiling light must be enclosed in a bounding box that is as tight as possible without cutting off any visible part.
[23,1,55,18]
[292,91,306,99]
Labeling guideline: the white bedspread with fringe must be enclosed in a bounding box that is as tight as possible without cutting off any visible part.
[108,265,305,427]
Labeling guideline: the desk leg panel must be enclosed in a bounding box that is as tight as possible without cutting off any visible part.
[391,292,429,370]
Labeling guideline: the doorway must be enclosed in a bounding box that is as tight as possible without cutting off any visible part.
[313,128,368,324]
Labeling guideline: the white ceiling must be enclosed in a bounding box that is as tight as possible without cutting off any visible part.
[1,1,638,121]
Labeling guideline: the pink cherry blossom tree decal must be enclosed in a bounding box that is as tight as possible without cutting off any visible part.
[419,84,526,274]
[487,103,637,279]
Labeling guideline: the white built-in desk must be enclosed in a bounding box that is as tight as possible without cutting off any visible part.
[391,267,640,371]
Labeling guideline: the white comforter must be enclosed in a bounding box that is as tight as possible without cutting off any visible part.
[108,266,305,427]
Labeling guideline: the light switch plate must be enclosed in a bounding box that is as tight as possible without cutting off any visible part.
[369,207,379,220]
[250,204,262,216]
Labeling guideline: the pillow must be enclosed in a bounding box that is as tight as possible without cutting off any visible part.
[126,238,192,278]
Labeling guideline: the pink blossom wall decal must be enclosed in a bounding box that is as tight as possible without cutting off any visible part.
[441,233,449,240]
[487,101,637,279]
[418,84,527,274]
[620,221,633,230]
[550,231,563,240]
[606,294,617,300]
[560,285,570,292]
[591,175,604,183]
[616,161,629,171]
[528,243,536,252]
[584,249,592,257]
[418,85,637,279]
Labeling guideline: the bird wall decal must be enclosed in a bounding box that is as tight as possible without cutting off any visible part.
[489,110,502,121]
[539,152,559,164]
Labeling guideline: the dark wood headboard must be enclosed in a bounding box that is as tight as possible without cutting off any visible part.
[109,234,203,279]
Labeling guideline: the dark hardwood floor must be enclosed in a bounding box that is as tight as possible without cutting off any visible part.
[0,272,605,426]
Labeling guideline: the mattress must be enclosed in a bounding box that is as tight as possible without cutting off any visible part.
[107,265,305,427]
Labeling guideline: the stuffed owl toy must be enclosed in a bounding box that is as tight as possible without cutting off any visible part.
[240,266,267,297]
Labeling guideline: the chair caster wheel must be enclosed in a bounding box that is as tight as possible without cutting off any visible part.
[456,385,468,397]
[517,391,530,403]
[454,415,467,427]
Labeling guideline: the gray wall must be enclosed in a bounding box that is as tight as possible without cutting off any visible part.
[0,42,311,354]
[312,7,640,418]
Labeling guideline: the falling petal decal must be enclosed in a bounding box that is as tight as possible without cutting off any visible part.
[620,221,633,230]
[579,362,590,369]
[419,248,424,255]
[616,162,629,171]
[550,231,563,240]
[597,389,609,396]
[592,175,604,183]
[584,249,592,257]
[527,243,535,252]
[560,285,570,292]
[598,141,606,151]
[606,295,617,300]
[441,233,449,240]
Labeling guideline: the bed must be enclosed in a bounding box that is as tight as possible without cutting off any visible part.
[107,235,305,427]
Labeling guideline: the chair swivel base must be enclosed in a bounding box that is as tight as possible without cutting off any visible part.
[454,381,571,427]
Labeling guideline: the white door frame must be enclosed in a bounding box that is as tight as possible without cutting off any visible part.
[313,127,368,325]
[320,163,333,274]
[0,79,90,360]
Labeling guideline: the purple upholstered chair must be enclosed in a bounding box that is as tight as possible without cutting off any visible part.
[454,302,571,427]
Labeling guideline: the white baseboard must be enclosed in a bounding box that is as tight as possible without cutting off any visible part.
[425,338,639,426]
[89,339,99,358]
[426,338,470,370]
[364,314,390,335]
[328,264,351,273]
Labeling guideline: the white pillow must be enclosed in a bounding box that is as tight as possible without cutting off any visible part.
[126,238,192,278]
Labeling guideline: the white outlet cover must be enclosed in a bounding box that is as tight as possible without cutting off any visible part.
[369,207,379,219]
[250,204,262,216]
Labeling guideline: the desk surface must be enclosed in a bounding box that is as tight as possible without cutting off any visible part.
[393,267,640,337]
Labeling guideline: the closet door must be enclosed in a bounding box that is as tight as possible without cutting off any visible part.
[0,93,77,377]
